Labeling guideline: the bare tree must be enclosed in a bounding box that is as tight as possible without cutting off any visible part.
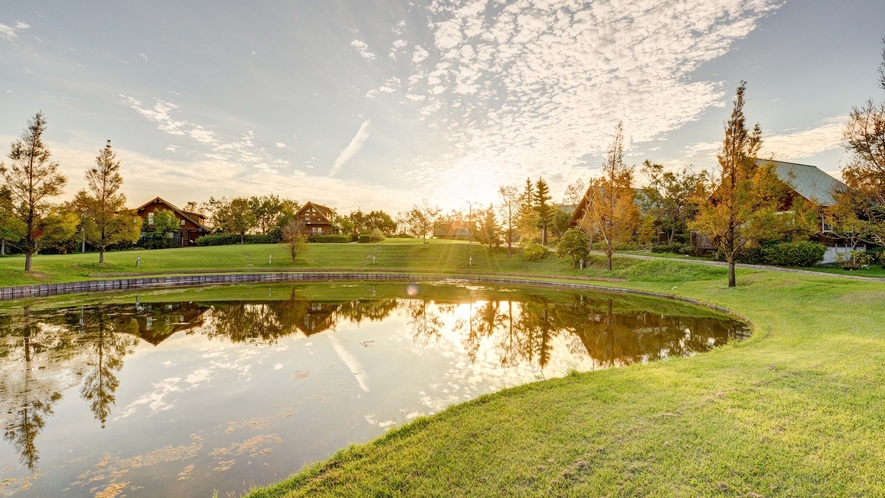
[281,219,308,262]
[0,112,67,271]
[74,141,140,263]
[497,185,520,256]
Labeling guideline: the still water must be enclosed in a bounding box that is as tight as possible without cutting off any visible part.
[0,282,748,497]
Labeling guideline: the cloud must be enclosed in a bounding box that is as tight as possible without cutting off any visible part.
[0,20,30,41]
[389,38,409,60]
[139,53,149,62]
[392,20,406,35]
[275,142,286,148]
[350,40,376,60]
[395,0,784,203]
[329,120,371,177]
[761,117,846,160]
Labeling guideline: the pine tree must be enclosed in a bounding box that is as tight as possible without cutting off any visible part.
[534,178,553,245]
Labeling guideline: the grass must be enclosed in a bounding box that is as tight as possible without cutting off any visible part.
[4,240,885,496]
[0,239,728,287]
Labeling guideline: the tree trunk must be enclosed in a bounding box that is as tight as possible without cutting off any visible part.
[99,248,105,264]
[606,240,613,271]
[542,224,547,245]
[25,252,32,272]
[1,239,5,255]
[240,233,245,244]
[728,261,736,288]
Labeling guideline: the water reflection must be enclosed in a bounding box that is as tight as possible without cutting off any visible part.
[0,284,747,495]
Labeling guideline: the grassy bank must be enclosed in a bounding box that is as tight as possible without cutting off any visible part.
[242,269,885,497]
[0,239,728,287]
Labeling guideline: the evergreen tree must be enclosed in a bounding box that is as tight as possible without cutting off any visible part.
[534,177,553,245]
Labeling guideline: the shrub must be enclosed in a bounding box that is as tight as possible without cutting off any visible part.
[651,243,691,255]
[308,234,351,243]
[836,250,874,270]
[522,243,549,261]
[195,234,274,246]
[369,229,385,242]
[357,234,371,243]
[556,228,590,268]
[715,247,764,265]
[761,241,826,267]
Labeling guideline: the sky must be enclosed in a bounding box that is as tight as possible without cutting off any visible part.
[1,0,883,213]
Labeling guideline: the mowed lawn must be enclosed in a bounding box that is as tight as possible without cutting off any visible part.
[0,238,726,287]
[246,271,885,497]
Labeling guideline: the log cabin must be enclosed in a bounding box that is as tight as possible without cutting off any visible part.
[134,197,211,247]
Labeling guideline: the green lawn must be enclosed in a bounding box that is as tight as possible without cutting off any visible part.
[4,240,885,496]
[0,239,727,287]
[243,269,885,497]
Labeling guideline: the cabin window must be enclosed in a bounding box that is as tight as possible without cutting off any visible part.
[148,212,154,225]
[180,219,185,226]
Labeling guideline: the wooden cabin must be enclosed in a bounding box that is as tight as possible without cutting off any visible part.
[134,197,211,247]
[295,201,337,236]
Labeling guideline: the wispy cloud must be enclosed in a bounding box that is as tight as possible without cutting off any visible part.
[761,117,846,160]
[0,21,30,41]
[350,40,376,60]
[329,120,371,177]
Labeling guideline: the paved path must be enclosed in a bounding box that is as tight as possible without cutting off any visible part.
[598,251,885,282]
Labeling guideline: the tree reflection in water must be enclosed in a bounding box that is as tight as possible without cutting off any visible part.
[0,287,746,472]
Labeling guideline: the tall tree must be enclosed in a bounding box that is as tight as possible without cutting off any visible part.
[534,177,554,245]
[640,161,709,245]
[561,178,586,205]
[838,38,885,245]
[74,141,140,263]
[497,185,520,256]
[249,194,286,235]
[691,82,786,287]
[0,112,67,271]
[517,178,538,242]
[578,122,639,271]
[478,204,499,251]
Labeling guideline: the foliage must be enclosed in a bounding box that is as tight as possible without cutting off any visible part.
[369,229,385,242]
[406,200,441,244]
[248,194,299,235]
[549,207,572,240]
[0,112,68,270]
[651,243,692,255]
[73,140,141,263]
[344,209,397,237]
[556,228,591,267]
[281,219,308,262]
[477,204,500,251]
[533,177,554,245]
[497,185,520,256]
[0,185,25,255]
[836,250,874,270]
[761,241,826,267]
[639,160,709,245]
[691,82,788,287]
[521,242,548,261]
[576,121,639,271]
[308,234,351,243]
[138,210,179,249]
[561,178,586,206]
[517,178,539,242]
[195,233,275,246]
[38,205,80,254]
[357,234,371,243]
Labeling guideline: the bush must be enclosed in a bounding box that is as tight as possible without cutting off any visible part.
[357,234,371,243]
[836,250,874,270]
[522,243,549,261]
[369,229,385,242]
[390,233,414,238]
[308,234,351,243]
[195,234,274,246]
[761,241,827,267]
[651,243,691,255]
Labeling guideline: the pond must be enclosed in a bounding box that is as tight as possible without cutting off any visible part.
[0,281,748,497]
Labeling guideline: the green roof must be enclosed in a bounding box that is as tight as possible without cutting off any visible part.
[757,159,846,206]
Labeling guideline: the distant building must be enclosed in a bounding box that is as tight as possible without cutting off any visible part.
[295,201,337,236]
[134,197,210,247]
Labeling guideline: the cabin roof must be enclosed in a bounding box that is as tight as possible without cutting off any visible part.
[296,201,334,223]
[758,159,846,206]
[134,196,210,231]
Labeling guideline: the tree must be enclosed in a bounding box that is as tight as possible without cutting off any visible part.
[281,219,309,262]
[406,200,441,244]
[478,204,499,251]
[640,161,709,245]
[556,228,591,268]
[365,210,397,235]
[838,38,885,245]
[0,112,67,271]
[249,194,290,235]
[0,186,25,255]
[497,185,520,256]
[562,178,586,205]
[517,178,538,242]
[208,196,256,242]
[691,82,787,287]
[534,178,554,245]
[142,209,180,248]
[38,205,80,253]
[549,207,572,240]
[74,141,140,263]
[578,122,639,271]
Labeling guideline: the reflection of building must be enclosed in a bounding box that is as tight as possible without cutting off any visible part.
[134,302,208,345]
[297,302,339,335]
[134,197,211,247]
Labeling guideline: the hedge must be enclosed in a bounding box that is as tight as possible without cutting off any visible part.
[761,241,826,267]
[196,234,275,246]
[357,234,371,243]
[308,234,351,243]
[651,243,691,255]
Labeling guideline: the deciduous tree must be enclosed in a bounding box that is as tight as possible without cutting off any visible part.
[497,185,520,256]
[578,122,639,271]
[281,219,308,262]
[556,228,591,268]
[0,112,67,271]
[691,82,787,287]
[74,141,140,263]
[406,200,441,244]
[0,186,25,255]
[478,204,499,251]
[640,161,709,245]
